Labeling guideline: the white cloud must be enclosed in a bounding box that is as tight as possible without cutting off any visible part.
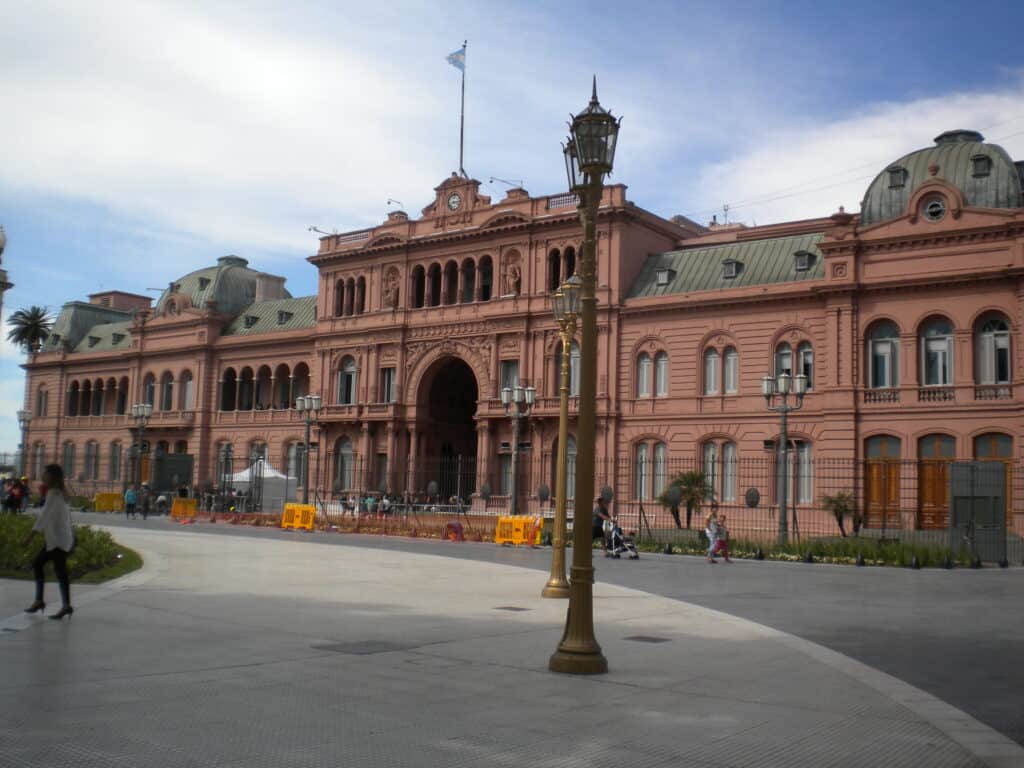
[688,85,1024,226]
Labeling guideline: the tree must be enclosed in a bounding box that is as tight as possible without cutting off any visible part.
[821,490,859,537]
[658,470,710,529]
[6,306,53,354]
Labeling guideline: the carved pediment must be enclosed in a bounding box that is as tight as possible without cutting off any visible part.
[366,234,405,248]
[481,211,531,229]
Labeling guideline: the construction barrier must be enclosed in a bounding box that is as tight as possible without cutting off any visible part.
[494,515,543,546]
[281,503,316,531]
[171,498,198,519]
[94,493,124,513]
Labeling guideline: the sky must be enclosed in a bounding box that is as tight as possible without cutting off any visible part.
[1,0,1024,451]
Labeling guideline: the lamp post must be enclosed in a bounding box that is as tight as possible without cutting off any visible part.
[549,78,620,676]
[130,402,153,488]
[761,372,808,545]
[543,275,582,599]
[501,383,536,517]
[295,394,322,504]
[16,409,31,477]
[219,443,234,512]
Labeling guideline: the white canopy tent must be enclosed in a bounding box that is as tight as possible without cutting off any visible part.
[228,462,298,512]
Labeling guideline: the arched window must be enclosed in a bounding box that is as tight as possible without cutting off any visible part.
[355,276,366,314]
[338,357,357,405]
[411,266,426,309]
[975,433,1012,460]
[774,342,792,376]
[427,263,442,307]
[92,379,103,416]
[238,368,255,411]
[868,321,900,388]
[83,439,98,478]
[333,279,344,316]
[292,362,310,401]
[703,349,719,395]
[866,435,901,459]
[557,341,580,397]
[81,381,92,416]
[724,347,738,394]
[548,249,561,292]
[635,443,649,499]
[564,246,576,280]
[920,317,954,386]
[461,259,476,303]
[797,342,813,389]
[637,353,653,398]
[286,442,303,486]
[220,368,237,411]
[174,440,188,454]
[334,437,354,491]
[67,382,80,417]
[32,443,45,480]
[722,442,737,502]
[794,441,813,504]
[702,443,718,502]
[976,315,1010,385]
[443,261,458,305]
[653,442,667,497]
[142,374,156,407]
[109,442,122,481]
[344,277,355,316]
[180,371,194,410]
[654,352,669,397]
[478,255,493,301]
[117,377,128,415]
[159,372,174,411]
[35,386,48,417]
[62,441,76,478]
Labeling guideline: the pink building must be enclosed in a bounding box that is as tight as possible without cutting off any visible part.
[22,130,1024,540]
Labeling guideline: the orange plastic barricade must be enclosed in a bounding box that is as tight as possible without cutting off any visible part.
[494,516,543,546]
[170,498,197,519]
[282,503,316,530]
[94,493,124,513]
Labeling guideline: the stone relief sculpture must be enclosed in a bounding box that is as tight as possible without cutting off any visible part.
[503,260,522,296]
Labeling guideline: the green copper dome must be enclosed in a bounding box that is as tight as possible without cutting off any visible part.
[859,130,1023,226]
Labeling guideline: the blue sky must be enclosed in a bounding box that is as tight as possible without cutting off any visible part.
[2,0,1023,450]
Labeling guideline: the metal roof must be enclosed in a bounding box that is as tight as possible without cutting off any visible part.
[43,303,132,352]
[222,296,317,336]
[155,256,291,318]
[860,130,1022,226]
[71,321,133,353]
[628,232,825,299]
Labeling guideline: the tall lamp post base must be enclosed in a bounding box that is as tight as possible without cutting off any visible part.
[541,580,570,599]
[548,566,608,674]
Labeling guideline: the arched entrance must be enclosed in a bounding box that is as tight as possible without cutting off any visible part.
[418,357,478,499]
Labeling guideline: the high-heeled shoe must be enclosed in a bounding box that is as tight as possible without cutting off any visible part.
[24,601,45,614]
[49,606,73,621]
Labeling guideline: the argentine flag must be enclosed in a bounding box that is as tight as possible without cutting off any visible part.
[446,45,465,71]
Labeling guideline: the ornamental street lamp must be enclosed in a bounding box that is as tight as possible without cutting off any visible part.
[543,275,582,599]
[16,409,31,477]
[218,443,234,512]
[295,394,322,504]
[130,402,153,488]
[761,372,808,545]
[501,383,536,517]
[550,78,620,676]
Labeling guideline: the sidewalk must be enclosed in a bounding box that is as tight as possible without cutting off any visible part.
[1,527,1020,768]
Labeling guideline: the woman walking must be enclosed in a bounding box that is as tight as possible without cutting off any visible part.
[705,505,720,563]
[23,464,74,620]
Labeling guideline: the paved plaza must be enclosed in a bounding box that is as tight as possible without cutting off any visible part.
[2,525,1022,768]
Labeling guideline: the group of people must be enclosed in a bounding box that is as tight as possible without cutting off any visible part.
[704,506,732,563]
[2,476,29,513]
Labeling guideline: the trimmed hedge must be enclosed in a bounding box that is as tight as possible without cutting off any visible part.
[0,515,140,581]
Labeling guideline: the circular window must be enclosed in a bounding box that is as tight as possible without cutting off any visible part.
[922,197,946,222]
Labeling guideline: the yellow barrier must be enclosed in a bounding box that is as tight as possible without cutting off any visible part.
[494,515,542,546]
[171,498,198,519]
[94,493,124,513]
[282,503,316,531]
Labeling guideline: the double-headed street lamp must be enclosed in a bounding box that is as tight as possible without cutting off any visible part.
[549,78,620,676]
[543,275,582,599]
[16,409,31,477]
[501,384,536,517]
[130,402,153,488]
[295,394,322,504]
[761,372,808,545]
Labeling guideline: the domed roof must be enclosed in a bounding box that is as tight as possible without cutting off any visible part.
[156,255,290,317]
[860,130,1023,226]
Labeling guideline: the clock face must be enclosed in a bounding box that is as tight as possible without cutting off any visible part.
[447,192,462,211]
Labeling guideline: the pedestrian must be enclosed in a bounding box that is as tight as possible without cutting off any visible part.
[23,464,74,620]
[713,513,732,563]
[592,496,612,554]
[124,484,137,518]
[156,494,169,516]
[139,483,152,520]
[705,505,720,563]
[10,477,26,514]
[380,495,391,515]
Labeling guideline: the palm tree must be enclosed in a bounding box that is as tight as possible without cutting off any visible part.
[6,306,53,354]
[658,470,710,529]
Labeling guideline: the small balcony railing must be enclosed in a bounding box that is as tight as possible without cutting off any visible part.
[918,387,954,403]
[863,388,900,404]
[974,385,1013,401]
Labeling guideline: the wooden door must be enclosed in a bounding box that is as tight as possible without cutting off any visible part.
[866,460,899,529]
[917,434,955,530]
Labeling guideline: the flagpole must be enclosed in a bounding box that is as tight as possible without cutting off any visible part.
[459,40,466,177]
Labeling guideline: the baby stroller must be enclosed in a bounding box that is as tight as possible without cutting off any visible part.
[605,519,639,560]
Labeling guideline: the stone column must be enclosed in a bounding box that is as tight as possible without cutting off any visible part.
[457,267,466,304]
[900,333,918,389]
[361,424,372,491]
[385,423,396,492]
[476,419,490,496]
[490,335,499,398]
[234,377,241,411]
[408,426,419,494]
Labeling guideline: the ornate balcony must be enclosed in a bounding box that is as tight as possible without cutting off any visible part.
[213,408,300,426]
[918,387,954,403]
[974,385,1013,401]
[863,388,900,404]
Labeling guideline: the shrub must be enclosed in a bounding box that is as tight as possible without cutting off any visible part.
[0,515,129,579]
